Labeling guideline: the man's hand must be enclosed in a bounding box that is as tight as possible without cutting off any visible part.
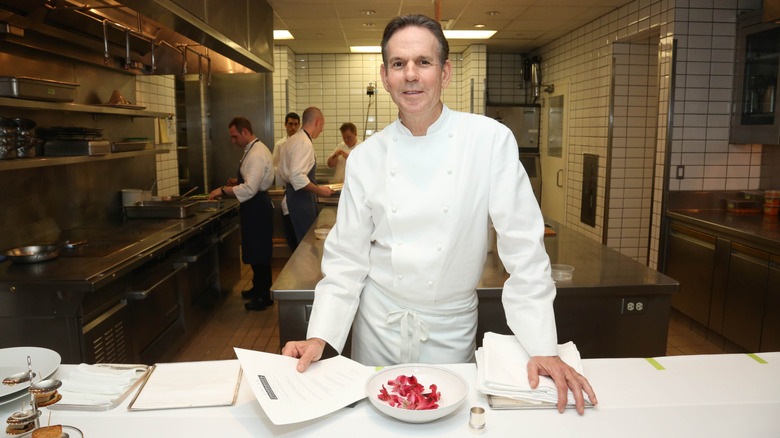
[319,185,334,197]
[207,188,222,200]
[527,356,597,415]
[281,338,327,372]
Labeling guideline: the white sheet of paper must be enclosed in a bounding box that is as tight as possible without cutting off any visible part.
[234,348,375,425]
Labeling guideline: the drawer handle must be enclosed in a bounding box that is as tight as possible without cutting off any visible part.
[126,263,187,300]
[180,244,217,263]
[213,223,240,244]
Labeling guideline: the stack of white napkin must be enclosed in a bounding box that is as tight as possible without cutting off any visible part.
[59,364,147,406]
[476,332,584,405]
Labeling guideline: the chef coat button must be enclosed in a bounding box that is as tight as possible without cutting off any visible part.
[428,281,434,287]
[399,274,405,280]
[448,132,454,138]
[442,206,449,213]
[447,169,453,174]
[391,169,396,176]
[437,244,442,251]
[398,241,404,246]
[392,206,398,213]
[393,137,398,141]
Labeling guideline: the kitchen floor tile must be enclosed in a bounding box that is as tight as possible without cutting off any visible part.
[173,258,728,361]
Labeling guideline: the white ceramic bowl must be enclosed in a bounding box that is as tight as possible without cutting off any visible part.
[314,228,330,240]
[365,364,468,423]
[551,264,575,281]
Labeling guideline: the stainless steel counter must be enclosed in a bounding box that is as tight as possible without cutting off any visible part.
[667,210,780,253]
[0,200,240,294]
[272,207,678,358]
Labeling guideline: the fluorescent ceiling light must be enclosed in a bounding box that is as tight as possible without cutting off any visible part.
[443,30,496,39]
[351,46,381,53]
[274,30,293,40]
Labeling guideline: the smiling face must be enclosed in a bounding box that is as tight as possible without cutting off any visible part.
[380,26,452,132]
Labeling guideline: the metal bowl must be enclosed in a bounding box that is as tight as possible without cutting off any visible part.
[2,371,36,385]
[6,409,41,424]
[29,378,62,394]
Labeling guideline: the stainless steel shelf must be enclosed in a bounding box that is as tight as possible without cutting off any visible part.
[0,97,171,118]
[0,148,168,171]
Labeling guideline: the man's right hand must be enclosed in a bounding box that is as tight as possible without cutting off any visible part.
[281,338,327,372]
[319,186,334,197]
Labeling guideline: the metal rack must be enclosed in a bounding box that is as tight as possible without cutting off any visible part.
[3,356,62,434]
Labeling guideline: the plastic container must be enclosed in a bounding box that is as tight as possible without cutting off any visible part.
[726,198,763,215]
[765,190,780,216]
[551,264,574,281]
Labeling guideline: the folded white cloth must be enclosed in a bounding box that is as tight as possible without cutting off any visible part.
[476,332,586,405]
[59,364,146,406]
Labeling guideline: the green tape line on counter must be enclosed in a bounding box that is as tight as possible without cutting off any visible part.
[645,358,665,370]
[747,353,768,364]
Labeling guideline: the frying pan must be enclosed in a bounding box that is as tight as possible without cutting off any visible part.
[2,240,87,264]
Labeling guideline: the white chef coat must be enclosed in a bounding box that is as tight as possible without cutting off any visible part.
[328,139,361,183]
[232,139,274,203]
[273,136,289,188]
[277,130,316,215]
[307,105,558,366]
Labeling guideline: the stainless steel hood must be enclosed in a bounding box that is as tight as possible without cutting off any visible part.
[0,0,273,76]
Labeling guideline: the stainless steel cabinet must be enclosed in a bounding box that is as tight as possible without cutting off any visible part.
[722,243,770,352]
[665,224,717,327]
[760,256,780,351]
[731,10,780,144]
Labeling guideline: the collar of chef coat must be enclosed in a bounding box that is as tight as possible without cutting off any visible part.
[395,104,450,137]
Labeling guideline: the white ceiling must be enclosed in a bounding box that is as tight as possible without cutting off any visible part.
[267,0,635,54]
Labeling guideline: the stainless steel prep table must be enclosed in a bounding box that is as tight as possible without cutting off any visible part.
[272,207,678,359]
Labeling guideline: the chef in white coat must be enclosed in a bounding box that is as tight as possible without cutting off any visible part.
[282,14,597,414]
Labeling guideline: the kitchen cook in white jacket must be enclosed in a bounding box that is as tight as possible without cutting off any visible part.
[282,14,596,414]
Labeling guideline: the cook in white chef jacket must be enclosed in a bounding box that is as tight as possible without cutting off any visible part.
[282,14,597,414]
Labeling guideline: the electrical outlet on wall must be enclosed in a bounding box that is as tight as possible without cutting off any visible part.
[676,165,685,179]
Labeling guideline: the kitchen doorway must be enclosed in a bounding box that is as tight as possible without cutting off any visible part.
[541,82,569,223]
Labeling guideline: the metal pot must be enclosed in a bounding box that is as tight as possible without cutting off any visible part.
[3,240,86,264]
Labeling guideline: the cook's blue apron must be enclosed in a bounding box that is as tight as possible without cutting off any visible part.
[238,140,273,265]
[285,162,317,244]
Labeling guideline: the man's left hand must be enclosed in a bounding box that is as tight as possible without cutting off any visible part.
[527,356,597,415]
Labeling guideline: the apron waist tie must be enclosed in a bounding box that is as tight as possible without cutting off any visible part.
[385,309,429,363]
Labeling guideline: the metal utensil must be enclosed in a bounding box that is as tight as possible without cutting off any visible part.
[4,240,86,264]
[180,185,198,198]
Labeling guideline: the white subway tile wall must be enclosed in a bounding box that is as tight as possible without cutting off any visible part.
[487,53,526,105]
[135,75,178,197]
[535,0,761,268]
[609,41,659,264]
[272,48,486,164]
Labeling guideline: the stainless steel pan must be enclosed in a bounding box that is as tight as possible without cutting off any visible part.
[3,240,86,264]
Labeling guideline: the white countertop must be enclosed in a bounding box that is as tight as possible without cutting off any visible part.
[3,352,779,437]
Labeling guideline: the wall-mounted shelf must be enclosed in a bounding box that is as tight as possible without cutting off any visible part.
[0,148,168,172]
[0,97,172,118]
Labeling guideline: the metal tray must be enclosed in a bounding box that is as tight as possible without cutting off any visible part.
[124,200,200,219]
[0,76,78,102]
[44,140,110,156]
[47,364,150,411]
[111,141,149,152]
